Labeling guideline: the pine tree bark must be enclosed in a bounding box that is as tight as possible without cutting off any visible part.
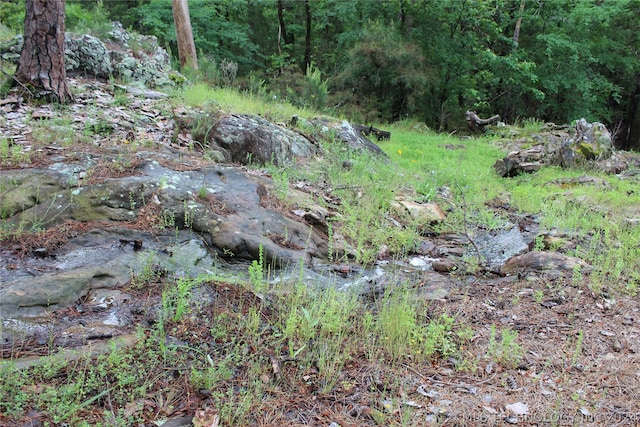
[14,0,72,103]
[172,0,198,70]
[302,0,311,73]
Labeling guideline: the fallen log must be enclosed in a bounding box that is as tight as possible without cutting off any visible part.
[466,110,500,131]
[356,124,391,141]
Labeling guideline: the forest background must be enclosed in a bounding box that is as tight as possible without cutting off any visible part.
[2,0,640,149]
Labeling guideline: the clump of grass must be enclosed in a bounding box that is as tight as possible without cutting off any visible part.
[0,138,30,166]
[178,82,317,123]
[486,324,524,368]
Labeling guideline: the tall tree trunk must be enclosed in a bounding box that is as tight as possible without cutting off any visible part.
[172,0,198,70]
[14,0,72,103]
[512,0,526,50]
[277,0,294,47]
[302,0,311,73]
[620,83,640,150]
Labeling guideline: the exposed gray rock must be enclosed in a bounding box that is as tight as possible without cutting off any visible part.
[317,120,388,157]
[0,22,179,88]
[65,34,112,78]
[0,259,130,318]
[206,113,319,166]
[0,34,22,62]
[475,226,530,272]
[494,119,619,177]
[1,159,327,268]
[493,145,545,177]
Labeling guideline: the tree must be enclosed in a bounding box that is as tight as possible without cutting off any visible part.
[171,0,198,70]
[14,0,72,103]
[302,0,311,73]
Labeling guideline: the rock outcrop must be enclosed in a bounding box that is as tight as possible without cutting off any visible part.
[1,22,180,88]
[493,119,632,177]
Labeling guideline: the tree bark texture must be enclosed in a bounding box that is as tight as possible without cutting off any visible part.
[303,0,311,73]
[172,0,198,70]
[15,0,72,103]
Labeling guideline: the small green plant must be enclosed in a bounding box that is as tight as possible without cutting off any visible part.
[190,355,235,391]
[422,314,458,359]
[183,201,195,229]
[158,209,175,229]
[534,234,545,251]
[486,325,524,368]
[198,185,208,199]
[571,329,584,366]
[248,244,265,292]
[161,276,199,322]
[131,250,160,288]
[0,138,30,166]
[376,288,418,363]
[31,117,77,146]
[533,289,544,304]
[271,168,289,200]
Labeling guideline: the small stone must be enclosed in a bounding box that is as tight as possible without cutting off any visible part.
[432,258,455,272]
[613,340,623,352]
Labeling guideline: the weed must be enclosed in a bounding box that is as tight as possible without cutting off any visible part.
[31,117,77,146]
[534,234,545,251]
[270,167,289,200]
[162,276,199,322]
[376,288,418,363]
[248,244,266,292]
[197,185,208,199]
[571,329,584,366]
[183,201,195,229]
[533,289,544,304]
[0,138,30,166]
[131,250,160,288]
[486,324,524,368]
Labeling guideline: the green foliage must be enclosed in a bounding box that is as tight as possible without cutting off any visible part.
[86,0,640,134]
[0,0,24,32]
[487,324,524,368]
[65,1,111,37]
[283,64,329,112]
[334,20,429,122]
[0,138,30,166]
[136,0,262,73]
[248,244,265,291]
[162,276,199,322]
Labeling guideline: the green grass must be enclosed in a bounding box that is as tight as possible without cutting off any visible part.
[177,82,319,122]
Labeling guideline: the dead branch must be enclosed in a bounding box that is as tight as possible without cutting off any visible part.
[466,110,500,131]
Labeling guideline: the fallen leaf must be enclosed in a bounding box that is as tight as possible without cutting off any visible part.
[505,401,529,415]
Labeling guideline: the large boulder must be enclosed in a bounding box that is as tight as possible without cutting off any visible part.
[312,119,388,157]
[494,119,617,177]
[65,34,112,79]
[201,113,320,166]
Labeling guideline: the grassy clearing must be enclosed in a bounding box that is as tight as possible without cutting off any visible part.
[177,82,319,123]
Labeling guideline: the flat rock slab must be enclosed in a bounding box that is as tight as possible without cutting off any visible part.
[501,251,591,277]
[475,226,530,271]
